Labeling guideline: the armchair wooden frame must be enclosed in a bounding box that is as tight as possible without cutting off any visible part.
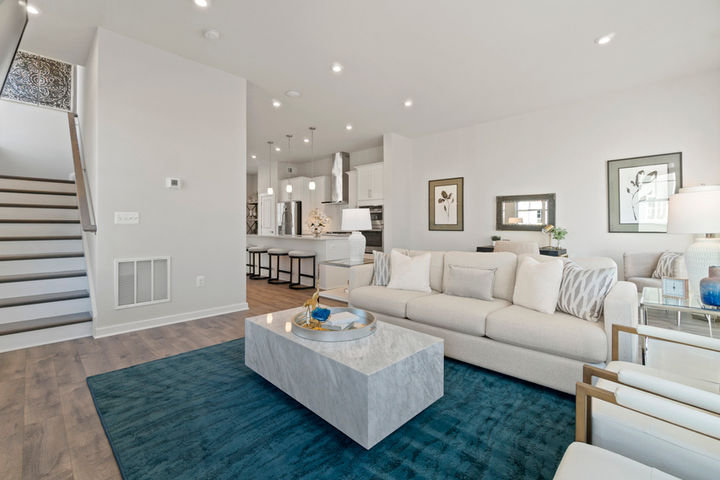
[576,324,720,444]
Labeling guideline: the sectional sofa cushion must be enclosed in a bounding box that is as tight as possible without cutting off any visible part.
[512,256,564,314]
[406,294,510,337]
[387,251,432,292]
[349,285,433,318]
[393,249,445,292]
[444,265,495,301]
[485,305,608,363]
[443,252,517,301]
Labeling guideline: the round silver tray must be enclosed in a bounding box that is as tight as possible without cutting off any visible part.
[292,307,376,342]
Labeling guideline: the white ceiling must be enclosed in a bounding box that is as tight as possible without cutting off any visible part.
[18,0,720,173]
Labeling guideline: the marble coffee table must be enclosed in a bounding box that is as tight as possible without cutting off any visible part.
[245,308,444,449]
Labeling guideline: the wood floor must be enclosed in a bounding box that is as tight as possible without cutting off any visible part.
[0,280,346,480]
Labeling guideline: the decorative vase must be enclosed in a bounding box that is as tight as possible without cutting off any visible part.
[310,226,324,238]
[700,266,720,308]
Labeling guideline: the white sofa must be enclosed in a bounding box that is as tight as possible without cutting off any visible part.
[348,249,638,394]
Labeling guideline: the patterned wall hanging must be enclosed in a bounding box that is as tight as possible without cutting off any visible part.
[0,50,72,111]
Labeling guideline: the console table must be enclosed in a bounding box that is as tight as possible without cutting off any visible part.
[476,245,568,257]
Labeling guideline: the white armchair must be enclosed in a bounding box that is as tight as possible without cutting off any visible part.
[576,324,720,480]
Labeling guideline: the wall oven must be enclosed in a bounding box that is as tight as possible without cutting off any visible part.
[360,205,383,253]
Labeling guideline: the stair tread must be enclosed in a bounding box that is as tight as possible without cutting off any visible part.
[0,188,77,196]
[0,252,84,261]
[0,236,82,241]
[0,203,78,209]
[0,312,92,336]
[0,270,87,284]
[0,290,89,308]
[0,174,75,184]
[0,219,80,224]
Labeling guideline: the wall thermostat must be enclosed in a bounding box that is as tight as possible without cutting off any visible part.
[166,177,182,189]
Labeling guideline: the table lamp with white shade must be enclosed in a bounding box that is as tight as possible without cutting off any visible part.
[667,185,720,295]
[342,208,372,262]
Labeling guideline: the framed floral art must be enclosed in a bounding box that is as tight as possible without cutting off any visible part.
[429,177,464,231]
[607,152,682,233]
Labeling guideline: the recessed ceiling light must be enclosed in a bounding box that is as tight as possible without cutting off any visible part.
[345,123,353,131]
[203,29,220,40]
[194,0,209,7]
[303,137,310,143]
[404,99,413,108]
[595,32,616,45]
[275,146,281,152]
[272,99,282,108]
[251,154,257,159]
[26,4,39,14]
[331,62,344,74]
[285,90,301,98]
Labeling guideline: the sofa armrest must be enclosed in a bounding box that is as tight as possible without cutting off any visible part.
[603,281,639,362]
[348,263,374,291]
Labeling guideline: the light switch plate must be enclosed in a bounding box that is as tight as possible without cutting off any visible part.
[114,212,139,224]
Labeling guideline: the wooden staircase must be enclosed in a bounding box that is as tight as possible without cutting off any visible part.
[0,174,93,350]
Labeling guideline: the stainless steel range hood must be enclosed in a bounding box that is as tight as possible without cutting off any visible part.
[322,152,350,204]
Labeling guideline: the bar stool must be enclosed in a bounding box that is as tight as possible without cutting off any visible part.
[248,246,270,280]
[246,244,256,276]
[288,250,316,290]
[267,248,291,284]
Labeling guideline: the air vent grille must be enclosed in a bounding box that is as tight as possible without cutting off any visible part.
[115,257,170,308]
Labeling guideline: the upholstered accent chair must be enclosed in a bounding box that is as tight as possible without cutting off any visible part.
[494,241,540,255]
[623,251,688,291]
[575,324,720,480]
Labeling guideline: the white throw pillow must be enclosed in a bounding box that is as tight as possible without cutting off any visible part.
[386,251,432,293]
[444,265,495,301]
[512,256,564,314]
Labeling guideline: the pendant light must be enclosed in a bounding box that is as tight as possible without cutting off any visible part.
[285,135,293,195]
[266,141,274,195]
[308,127,317,191]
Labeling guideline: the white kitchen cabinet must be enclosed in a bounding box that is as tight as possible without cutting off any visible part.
[258,193,276,235]
[355,162,384,205]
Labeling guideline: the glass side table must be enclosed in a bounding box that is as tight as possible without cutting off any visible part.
[318,257,373,302]
[640,287,719,338]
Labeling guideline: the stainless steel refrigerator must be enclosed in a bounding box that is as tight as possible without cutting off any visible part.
[276,201,302,235]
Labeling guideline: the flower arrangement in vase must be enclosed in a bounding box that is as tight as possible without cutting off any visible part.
[306,208,331,237]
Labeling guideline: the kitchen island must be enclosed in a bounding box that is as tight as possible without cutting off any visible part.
[246,234,351,289]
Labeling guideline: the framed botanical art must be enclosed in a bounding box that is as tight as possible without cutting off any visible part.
[429,177,464,231]
[607,152,682,233]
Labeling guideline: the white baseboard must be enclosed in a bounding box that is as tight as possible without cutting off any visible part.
[93,302,249,338]
[0,321,92,353]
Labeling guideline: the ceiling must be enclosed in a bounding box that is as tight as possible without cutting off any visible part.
[18,0,720,173]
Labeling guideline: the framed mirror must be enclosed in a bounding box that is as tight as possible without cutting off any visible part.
[496,193,556,231]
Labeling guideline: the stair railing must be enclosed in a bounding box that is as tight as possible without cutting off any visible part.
[66,112,97,233]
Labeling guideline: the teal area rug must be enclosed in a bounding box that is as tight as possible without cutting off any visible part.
[87,339,574,480]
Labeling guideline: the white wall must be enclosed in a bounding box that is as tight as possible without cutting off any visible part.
[84,29,247,335]
[391,70,720,272]
[383,133,412,251]
[247,173,258,200]
[0,100,74,179]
